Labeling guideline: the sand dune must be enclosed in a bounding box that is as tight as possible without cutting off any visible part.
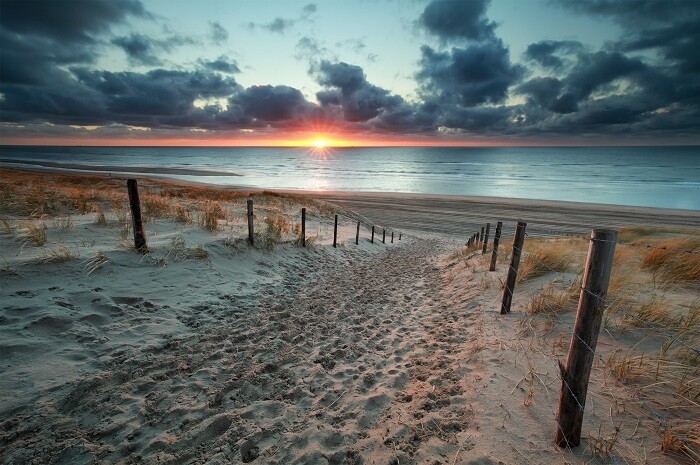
[1,170,698,464]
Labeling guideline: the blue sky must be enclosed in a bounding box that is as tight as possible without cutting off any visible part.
[0,0,698,145]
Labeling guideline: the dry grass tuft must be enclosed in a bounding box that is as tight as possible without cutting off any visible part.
[527,283,577,315]
[93,206,107,225]
[661,420,700,462]
[641,237,700,283]
[173,204,193,223]
[254,213,292,250]
[517,239,579,283]
[84,251,108,276]
[199,201,226,232]
[18,221,47,246]
[52,216,73,231]
[37,244,78,264]
[141,194,170,220]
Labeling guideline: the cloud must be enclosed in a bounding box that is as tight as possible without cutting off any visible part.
[314,60,405,122]
[209,21,229,44]
[198,56,240,74]
[248,4,317,34]
[0,0,149,43]
[555,0,700,74]
[419,0,495,42]
[112,34,161,66]
[111,33,198,66]
[302,3,317,16]
[524,40,583,71]
[231,85,312,122]
[416,42,523,107]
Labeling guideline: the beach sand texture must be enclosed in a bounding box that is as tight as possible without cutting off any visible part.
[1,169,698,464]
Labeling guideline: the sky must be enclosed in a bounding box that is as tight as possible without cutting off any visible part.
[0,0,698,146]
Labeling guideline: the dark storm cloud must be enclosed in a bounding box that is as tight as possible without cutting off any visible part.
[524,40,583,70]
[198,56,240,74]
[314,61,405,122]
[416,42,523,107]
[112,34,161,66]
[556,0,700,74]
[111,33,198,66]
[0,0,149,43]
[231,85,311,122]
[419,0,495,42]
[209,21,229,44]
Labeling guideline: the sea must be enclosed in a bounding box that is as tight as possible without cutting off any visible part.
[1,145,699,210]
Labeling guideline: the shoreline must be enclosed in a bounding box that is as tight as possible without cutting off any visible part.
[2,165,700,217]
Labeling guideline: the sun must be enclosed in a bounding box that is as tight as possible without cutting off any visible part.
[312,138,328,148]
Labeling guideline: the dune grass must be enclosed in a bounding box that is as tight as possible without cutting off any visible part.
[516,238,581,283]
[36,244,79,264]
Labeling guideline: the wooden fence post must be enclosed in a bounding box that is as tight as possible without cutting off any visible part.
[500,221,527,314]
[391,231,394,243]
[301,208,306,247]
[356,221,360,245]
[399,233,401,240]
[371,226,375,243]
[480,226,485,244]
[489,221,502,271]
[482,223,491,254]
[126,179,148,253]
[333,214,338,248]
[555,229,617,448]
[382,229,386,244]
[247,199,254,245]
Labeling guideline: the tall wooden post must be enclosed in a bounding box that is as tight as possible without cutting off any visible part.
[480,226,485,244]
[556,229,617,448]
[356,221,360,245]
[391,231,394,243]
[371,226,375,243]
[382,229,386,244]
[399,233,401,240]
[301,208,306,247]
[489,221,503,271]
[247,199,254,245]
[127,179,148,253]
[482,223,491,254]
[500,221,527,314]
[333,214,338,248]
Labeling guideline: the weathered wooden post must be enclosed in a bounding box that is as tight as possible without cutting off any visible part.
[127,179,148,253]
[500,221,527,314]
[371,226,375,243]
[301,208,306,247]
[399,233,401,240]
[356,221,360,245]
[333,214,338,248]
[489,221,502,271]
[391,231,394,243]
[467,238,471,247]
[555,229,617,448]
[480,226,485,244]
[482,222,491,254]
[247,199,254,245]
[382,229,386,244]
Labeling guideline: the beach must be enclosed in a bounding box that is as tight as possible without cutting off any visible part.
[1,169,698,464]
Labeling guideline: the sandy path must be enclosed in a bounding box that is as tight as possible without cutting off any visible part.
[2,236,485,464]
